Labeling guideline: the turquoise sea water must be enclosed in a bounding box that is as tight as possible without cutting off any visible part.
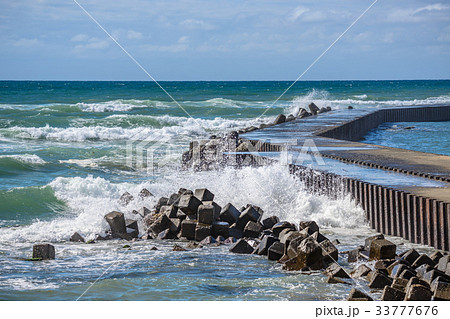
[0,80,449,300]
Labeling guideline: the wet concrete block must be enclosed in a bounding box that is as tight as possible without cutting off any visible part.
[32,244,55,260]
[219,203,241,225]
[369,239,396,260]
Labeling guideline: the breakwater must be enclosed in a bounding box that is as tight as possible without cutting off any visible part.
[239,104,450,251]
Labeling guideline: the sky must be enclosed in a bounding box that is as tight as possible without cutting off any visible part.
[0,0,449,80]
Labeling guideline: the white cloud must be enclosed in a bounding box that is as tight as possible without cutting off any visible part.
[71,34,89,42]
[289,6,309,21]
[179,19,214,30]
[127,30,143,40]
[73,37,110,52]
[413,3,449,14]
[178,36,189,44]
[12,38,39,46]
[388,3,450,22]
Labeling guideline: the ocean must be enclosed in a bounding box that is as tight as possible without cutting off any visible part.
[0,80,449,300]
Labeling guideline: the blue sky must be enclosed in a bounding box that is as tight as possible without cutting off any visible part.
[0,0,449,80]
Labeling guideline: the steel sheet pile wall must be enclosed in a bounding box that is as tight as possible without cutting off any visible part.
[289,165,449,251]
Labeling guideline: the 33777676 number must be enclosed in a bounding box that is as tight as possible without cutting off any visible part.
[375,306,438,316]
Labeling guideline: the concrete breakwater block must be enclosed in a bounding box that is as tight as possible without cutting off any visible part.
[105,211,127,235]
[369,238,396,260]
[219,203,240,225]
[32,244,55,260]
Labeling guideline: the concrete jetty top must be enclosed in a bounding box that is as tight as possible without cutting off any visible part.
[241,105,450,203]
[240,104,450,250]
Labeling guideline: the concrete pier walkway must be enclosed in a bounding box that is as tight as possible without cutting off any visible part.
[240,104,450,251]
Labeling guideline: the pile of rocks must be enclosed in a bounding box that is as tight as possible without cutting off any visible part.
[181,103,332,171]
[344,234,450,301]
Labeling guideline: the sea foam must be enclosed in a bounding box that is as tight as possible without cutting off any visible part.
[0,164,366,243]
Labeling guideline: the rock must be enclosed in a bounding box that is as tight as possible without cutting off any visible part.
[296,108,311,118]
[286,235,307,259]
[141,234,153,240]
[149,246,158,250]
[406,277,430,292]
[262,216,279,230]
[70,232,85,243]
[320,239,339,265]
[178,195,202,215]
[299,221,319,234]
[437,255,450,273]
[332,239,340,245]
[173,244,187,251]
[228,224,243,239]
[149,214,171,236]
[391,263,416,278]
[197,203,215,225]
[327,276,351,285]
[180,220,197,240]
[422,269,448,284]
[273,114,286,125]
[211,221,229,238]
[169,218,182,233]
[104,211,126,235]
[178,188,193,196]
[154,197,169,213]
[200,236,217,245]
[324,263,350,278]
[243,221,263,238]
[235,141,251,152]
[168,193,182,206]
[347,106,354,109]
[229,238,254,254]
[195,223,212,242]
[138,188,153,199]
[430,251,444,264]
[375,259,396,270]
[381,286,406,301]
[268,241,285,261]
[32,244,55,260]
[347,288,373,301]
[386,259,410,275]
[119,192,134,205]
[286,114,295,122]
[432,279,450,300]
[202,201,221,220]
[311,231,327,243]
[235,206,261,230]
[136,207,151,218]
[369,239,396,260]
[308,103,320,115]
[391,277,409,291]
[272,221,295,237]
[157,229,174,240]
[280,230,304,245]
[160,205,178,218]
[219,203,241,225]
[186,242,202,249]
[351,264,371,278]
[194,188,214,202]
[348,248,360,263]
[224,237,237,244]
[399,269,417,280]
[405,284,432,301]
[216,235,225,242]
[364,234,384,250]
[411,254,436,268]
[285,237,323,270]
[257,235,279,256]
[368,271,393,289]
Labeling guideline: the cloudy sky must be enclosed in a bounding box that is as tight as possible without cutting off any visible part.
[0,0,449,80]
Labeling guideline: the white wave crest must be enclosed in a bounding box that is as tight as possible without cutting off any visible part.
[0,164,366,243]
[0,154,47,164]
[3,116,269,142]
[286,90,450,114]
